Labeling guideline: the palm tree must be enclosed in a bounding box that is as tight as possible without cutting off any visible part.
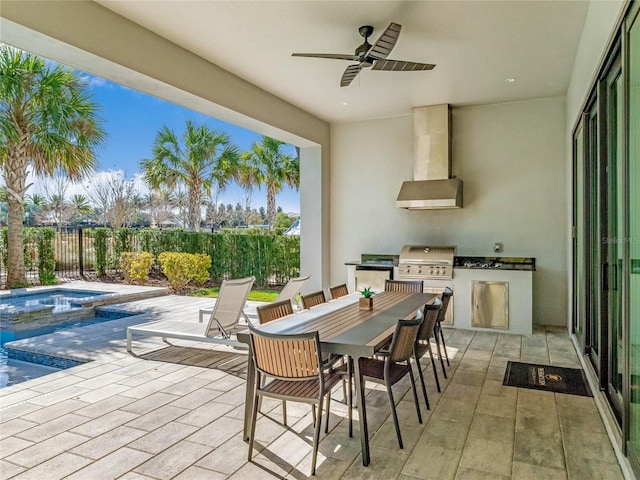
[141,121,240,231]
[240,136,299,232]
[24,193,47,226]
[69,194,92,224]
[0,46,106,287]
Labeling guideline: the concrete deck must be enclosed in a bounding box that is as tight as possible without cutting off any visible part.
[0,284,627,479]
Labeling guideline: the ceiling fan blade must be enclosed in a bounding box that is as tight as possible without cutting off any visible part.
[372,59,436,71]
[367,22,401,60]
[292,53,361,61]
[340,64,362,87]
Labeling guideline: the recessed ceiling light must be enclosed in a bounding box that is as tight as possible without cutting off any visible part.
[505,78,516,83]
[340,101,348,106]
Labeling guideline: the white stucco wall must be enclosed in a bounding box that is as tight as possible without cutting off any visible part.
[330,97,567,327]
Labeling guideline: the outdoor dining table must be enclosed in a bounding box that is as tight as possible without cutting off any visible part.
[237,290,436,467]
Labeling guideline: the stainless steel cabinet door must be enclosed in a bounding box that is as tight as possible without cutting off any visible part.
[472,281,509,329]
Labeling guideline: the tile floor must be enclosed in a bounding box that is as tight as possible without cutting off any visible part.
[0,292,628,479]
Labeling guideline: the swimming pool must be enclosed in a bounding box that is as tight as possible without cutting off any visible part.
[0,288,122,332]
[0,309,135,388]
[0,288,110,312]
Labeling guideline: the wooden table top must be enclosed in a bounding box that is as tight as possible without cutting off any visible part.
[238,291,435,358]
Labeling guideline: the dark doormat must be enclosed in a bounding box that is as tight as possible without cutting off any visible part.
[503,361,593,397]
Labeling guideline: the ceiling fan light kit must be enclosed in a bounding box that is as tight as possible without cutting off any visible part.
[292,23,436,87]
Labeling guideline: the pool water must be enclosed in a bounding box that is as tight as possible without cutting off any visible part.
[0,357,60,388]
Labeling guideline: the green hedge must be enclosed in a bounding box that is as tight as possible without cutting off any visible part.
[0,227,57,285]
[85,228,299,287]
[0,227,300,287]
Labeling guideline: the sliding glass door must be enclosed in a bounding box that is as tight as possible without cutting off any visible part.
[572,4,639,473]
[603,58,624,418]
[627,1,640,470]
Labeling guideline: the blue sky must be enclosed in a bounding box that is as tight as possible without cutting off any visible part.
[77,73,300,213]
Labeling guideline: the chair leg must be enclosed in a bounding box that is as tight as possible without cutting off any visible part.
[408,364,422,424]
[311,404,316,427]
[311,398,323,475]
[247,393,260,461]
[433,326,448,379]
[324,393,331,433]
[348,362,353,438]
[386,384,403,449]
[414,354,431,410]
[439,323,451,366]
[341,378,347,404]
[427,341,441,393]
[282,401,287,427]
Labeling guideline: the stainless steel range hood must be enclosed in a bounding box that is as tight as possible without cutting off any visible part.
[396,104,463,209]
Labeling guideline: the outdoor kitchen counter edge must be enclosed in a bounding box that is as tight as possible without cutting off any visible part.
[344,260,398,267]
[453,256,536,271]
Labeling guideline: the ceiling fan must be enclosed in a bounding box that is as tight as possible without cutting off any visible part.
[292,23,435,87]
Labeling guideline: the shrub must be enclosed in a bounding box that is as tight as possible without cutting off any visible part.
[121,251,154,284]
[93,228,109,276]
[158,252,212,290]
[36,228,57,285]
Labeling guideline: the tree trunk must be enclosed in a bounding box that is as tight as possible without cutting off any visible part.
[7,196,26,287]
[267,182,276,233]
[188,185,202,232]
[4,149,28,288]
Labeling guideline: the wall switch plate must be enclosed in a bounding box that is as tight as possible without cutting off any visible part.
[493,243,503,253]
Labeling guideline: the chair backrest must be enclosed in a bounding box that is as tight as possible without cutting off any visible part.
[275,275,310,307]
[301,290,326,310]
[385,279,424,293]
[436,287,453,324]
[257,299,294,325]
[387,317,423,363]
[205,276,255,336]
[329,283,349,300]
[416,301,442,343]
[249,324,321,380]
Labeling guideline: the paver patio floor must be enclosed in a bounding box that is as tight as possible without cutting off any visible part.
[0,285,627,479]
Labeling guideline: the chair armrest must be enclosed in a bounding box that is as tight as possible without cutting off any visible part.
[199,308,213,323]
[376,348,390,357]
[322,353,345,370]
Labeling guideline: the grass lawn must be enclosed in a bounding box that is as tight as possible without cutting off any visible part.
[189,287,279,302]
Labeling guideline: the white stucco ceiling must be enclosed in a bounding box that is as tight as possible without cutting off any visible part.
[96,1,588,123]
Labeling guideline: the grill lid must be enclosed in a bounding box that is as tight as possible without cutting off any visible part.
[399,245,456,265]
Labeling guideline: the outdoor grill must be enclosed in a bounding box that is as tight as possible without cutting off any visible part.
[394,245,456,281]
[394,245,456,325]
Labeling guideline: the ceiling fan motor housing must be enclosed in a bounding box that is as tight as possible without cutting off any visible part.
[358,25,374,38]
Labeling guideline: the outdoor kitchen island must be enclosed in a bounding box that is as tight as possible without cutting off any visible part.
[452,256,535,335]
[345,254,535,335]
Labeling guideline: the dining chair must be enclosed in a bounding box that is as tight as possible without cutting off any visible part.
[434,287,453,377]
[256,299,294,325]
[247,325,343,475]
[301,290,326,309]
[414,302,443,407]
[275,275,310,310]
[347,317,424,449]
[329,283,349,299]
[256,299,295,424]
[384,279,425,323]
[384,279,424,293]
